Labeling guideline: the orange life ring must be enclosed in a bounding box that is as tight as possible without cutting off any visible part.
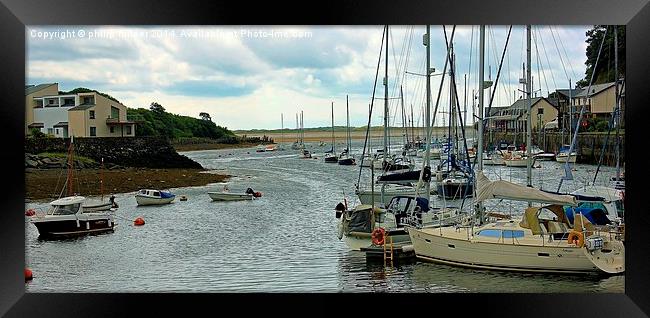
[371,227,386,246]
[567,230,584,247]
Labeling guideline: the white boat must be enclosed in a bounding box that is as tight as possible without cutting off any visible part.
[355,183,435,207]
[555,152,577,163]
[483,152,505,165]
[255,145,267,152]
[533,152,556,161]
[135,189,175,206]
[31,196,116,239]
[337,196,462,251]
[555,145,577,163]
[504,156,530,167]
[208,192,254,201]
[407,172,625,274]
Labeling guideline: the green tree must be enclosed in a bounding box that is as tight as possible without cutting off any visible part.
[199,112,212,121]
[576,25,625,88]
[150,102,166,115]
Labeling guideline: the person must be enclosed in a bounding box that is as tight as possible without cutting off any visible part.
[109,195,119,209]
[245,187,254,195]
[335,202,346,212]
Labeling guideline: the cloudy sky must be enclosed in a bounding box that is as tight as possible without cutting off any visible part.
[27,25,590,130]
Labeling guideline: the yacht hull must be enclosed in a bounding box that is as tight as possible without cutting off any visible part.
[408,227,624,274]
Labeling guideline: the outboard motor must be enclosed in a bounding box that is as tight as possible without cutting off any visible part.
[335,202,346,218]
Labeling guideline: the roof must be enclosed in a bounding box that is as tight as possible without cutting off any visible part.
[573,82,615,98]
[25,83,57,96]
[53,122,68,127]
[68,104,95,111]
[508,97,555,110]
[27,122,44,128]
[487,106,509,116]
[556,88,583,99]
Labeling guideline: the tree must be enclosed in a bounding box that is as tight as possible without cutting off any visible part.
[576,25,625,88]
[150,102,166,115]
[199,112,212,122]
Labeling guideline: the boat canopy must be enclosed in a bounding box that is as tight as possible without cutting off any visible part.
[50,196,85,206]
[476,171,577,206]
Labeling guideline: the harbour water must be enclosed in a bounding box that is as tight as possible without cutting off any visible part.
[25,141,624,292]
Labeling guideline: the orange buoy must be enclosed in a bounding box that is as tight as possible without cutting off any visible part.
[134,217,145,226]
[25,268,33,281]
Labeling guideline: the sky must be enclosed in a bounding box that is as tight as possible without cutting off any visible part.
[27,25,591,130]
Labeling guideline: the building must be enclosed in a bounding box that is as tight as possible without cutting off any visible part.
[25,83,59,135]
[487,97,559,133]
[571,82,619,121]
[26,83,137,137]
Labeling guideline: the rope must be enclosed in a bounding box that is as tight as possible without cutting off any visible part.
[356,26,386,188]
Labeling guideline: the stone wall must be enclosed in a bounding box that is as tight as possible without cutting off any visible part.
[25,137,203,169]
[484,131,625,165]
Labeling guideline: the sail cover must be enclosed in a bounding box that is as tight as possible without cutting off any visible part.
[475,171,577,206]
[377,167,431,184]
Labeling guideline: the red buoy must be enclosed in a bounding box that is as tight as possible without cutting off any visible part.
[134,217,145,226]
[25,268,33,281]
[25,209,36,216]
[253,192,263,198]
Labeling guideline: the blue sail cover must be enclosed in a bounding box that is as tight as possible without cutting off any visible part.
[160,191,175,198]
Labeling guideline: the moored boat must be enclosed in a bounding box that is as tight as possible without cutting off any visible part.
[31,196,116,239]
[135,189,175,206]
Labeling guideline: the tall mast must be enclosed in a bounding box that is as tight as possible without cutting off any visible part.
[424,25,432,200]
[614,27,621,181]
[569,78,572,145]
[383,25,389,164]
[477,25,485,224]
[67,136,74,196]
[331,102,335,153]
[526,25,533,192]
[346,95,351,152]
[400,86,407,147]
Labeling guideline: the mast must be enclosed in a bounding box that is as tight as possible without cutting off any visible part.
[424,25,432,201]
[346,95,351,152]
[526,25,532,192]
[614,27,621,181]
[67,136,74,196]
[383,25,389,165]
[331,102,335,153]
[568,78,572,146]
[476,25,485,224]
[400,86,408,147]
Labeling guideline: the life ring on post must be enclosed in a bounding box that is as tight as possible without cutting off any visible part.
[567,230,584,247]
[371,227,386,246]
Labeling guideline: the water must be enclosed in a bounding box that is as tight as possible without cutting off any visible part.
[25,141,624,292]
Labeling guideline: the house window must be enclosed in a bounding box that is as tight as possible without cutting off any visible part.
[126,125,132,135]
[90,127,96,137]
[83,96,94,104]
[111,106,120,119]
[55,128,59,135]
[89,110,95,119]
[110,126,114,133]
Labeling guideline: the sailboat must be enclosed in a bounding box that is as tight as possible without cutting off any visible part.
[30,136,117,239]
[407,25,624,275]
[340,25,459,250]
[338,95,356,165]
[324,102,339,163]
[298,111,312,159]
[434,42,474,199]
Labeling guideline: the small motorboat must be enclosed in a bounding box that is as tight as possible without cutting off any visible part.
[30,196,115,239]
[135,189,175,206]
[208,187,262,201]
